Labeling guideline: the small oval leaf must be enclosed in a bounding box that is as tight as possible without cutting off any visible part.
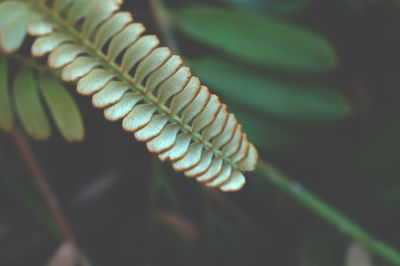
[0,59,14,131]
[13,69,51,140]
[39,74,84,142]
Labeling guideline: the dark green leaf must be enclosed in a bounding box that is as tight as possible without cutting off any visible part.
[191,57,351,121]
[13,68,51,140]
[0,59,14,131]
[231,106,309,151]
[218,0,310,15]
[178,6,336,73]
[39,74,84,141]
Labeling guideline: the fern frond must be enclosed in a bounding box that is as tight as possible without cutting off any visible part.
[3,0,258,191]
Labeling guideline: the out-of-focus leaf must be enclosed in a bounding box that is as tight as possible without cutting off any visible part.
[0,59,14,131]
[218,0,310,15]
[191,57,351,121]
[230,106,309,151]
[0,9,38,53]
[345,242,372,266]
[13,68,51,140]
[178,6,336,73]
[0,1,27,31]
[39,74,84,141]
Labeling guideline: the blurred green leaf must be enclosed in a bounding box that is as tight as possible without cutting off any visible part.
[178,6,336,73]
[0,1,27,31]
[13,68,51,140]
[39,74,84,141]
[218,0,310,15]
[191,57,351,121]
[230,106,309,151]
[0,59,14,132]
[0,9,38,53]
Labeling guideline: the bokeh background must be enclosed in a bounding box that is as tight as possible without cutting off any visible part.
[1,0,400,265]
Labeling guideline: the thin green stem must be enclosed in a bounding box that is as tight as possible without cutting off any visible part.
[256,160,400,265]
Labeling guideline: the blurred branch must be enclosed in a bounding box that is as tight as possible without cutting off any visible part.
[1,169,95,266]
[11,128,75,243]
[257,160,400,265]
[148,0,180,54]
[0,171,59,238]
[10,129,92,265]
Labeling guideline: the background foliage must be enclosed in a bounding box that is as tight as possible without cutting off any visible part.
[1,0,400,265]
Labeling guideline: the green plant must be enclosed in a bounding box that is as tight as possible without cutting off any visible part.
[0,0,258,192]
[0,55,84,141]
[1,0,400,265]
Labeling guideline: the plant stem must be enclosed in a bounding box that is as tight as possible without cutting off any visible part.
[11,129,76,244]
[257,160,400,265]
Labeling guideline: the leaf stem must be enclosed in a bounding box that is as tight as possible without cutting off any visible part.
[256,160,400,265]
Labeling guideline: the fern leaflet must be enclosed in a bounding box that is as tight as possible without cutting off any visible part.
[0,0,258,191]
